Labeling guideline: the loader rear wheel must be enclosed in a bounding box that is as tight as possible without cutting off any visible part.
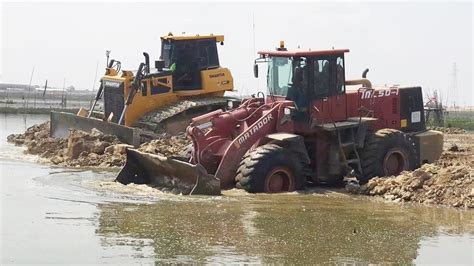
[235,144,305,193]
[358,128,418,184]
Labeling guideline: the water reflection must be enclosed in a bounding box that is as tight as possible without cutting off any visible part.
[96,194,474,264]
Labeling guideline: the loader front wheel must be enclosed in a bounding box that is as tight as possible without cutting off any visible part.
[358,128,418,184]
[235,144,305,193]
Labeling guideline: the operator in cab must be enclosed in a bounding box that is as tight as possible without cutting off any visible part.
[286,63,309,121]
[169,44,200,88]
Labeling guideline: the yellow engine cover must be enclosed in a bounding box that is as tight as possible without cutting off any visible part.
[124,74,177,127]
[201,68,234,93]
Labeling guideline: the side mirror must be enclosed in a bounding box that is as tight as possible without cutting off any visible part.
[253,63,259,78]
[155,60,165,71]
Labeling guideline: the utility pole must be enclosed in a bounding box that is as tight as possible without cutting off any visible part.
[34,84,36,108]
[43,79,48,97]
[33,80,38,108]
[452,63,458,109]
[25,65,35,109]
[62,78,66,108]
[89,60,100,107]
[91,60,99,93]
[252,12,258,95]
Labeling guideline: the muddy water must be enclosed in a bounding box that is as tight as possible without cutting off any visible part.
[1,114,473,264]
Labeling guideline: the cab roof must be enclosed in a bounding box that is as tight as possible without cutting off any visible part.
[258,49,350,57]
[161,34,224,42]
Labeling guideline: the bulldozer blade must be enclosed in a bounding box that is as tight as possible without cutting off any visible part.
[115,149,221,195]
[50,111,141,147]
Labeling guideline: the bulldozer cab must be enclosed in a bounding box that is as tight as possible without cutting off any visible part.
[161,35,223,90]
[256,47,350,123]
[99,34,232,127]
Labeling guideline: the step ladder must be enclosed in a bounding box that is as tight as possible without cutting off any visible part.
[336,128,363,176]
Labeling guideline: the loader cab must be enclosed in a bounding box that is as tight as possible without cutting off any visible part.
[257,47,350,123]
[160,35,223,90]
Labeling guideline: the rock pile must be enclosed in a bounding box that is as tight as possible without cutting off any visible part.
[56,128,128,167]
[347,134,474,208]
[7,121,192,168]
[428,126,466,134]
[358,164,473,208]
[7,122,128,167]
[7,122,68,158]
[138,136,191,157]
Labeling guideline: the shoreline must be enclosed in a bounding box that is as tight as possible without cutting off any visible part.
[0,107,78,115]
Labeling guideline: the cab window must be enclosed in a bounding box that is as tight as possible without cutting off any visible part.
[336,56,345,94]
[197,40,219,69]
[313,59,330,98]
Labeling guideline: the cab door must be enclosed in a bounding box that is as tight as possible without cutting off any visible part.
[310,55,347,124]
[311,57,332,124]
[329,56,347,121]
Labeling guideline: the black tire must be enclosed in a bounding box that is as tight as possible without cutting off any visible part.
[358,128,418,183]
[235,144,306,193]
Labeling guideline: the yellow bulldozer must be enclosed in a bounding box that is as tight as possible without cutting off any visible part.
[50,33,234,146]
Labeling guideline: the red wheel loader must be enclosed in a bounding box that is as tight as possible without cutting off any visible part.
[116,42,443,195]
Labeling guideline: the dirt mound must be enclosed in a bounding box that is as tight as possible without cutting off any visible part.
[7,122,191,168]
[358,164,473,208]
[138,135,191,157]
[7,122,125,167]
[428,126,466,134]
[7,122,68,158]
[58,128,127,167]
[347,133,474,208]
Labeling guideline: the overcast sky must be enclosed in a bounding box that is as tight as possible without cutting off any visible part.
[1,1,473,106]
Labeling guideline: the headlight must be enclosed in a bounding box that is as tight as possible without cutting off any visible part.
[284,107,292,115]
[227,100,234,109]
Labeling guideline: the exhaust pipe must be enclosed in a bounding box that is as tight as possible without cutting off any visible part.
[362,68,369,78]
[143,52,150,74]
[345,68,372,88]
[345,79,372,89]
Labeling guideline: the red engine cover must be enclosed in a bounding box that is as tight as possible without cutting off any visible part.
[346,87,402,131]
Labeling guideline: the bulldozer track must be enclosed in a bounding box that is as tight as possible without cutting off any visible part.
[134,96,232,134]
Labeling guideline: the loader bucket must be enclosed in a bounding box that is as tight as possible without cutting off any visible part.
[50,111,141,147]
[115,149,221,195]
